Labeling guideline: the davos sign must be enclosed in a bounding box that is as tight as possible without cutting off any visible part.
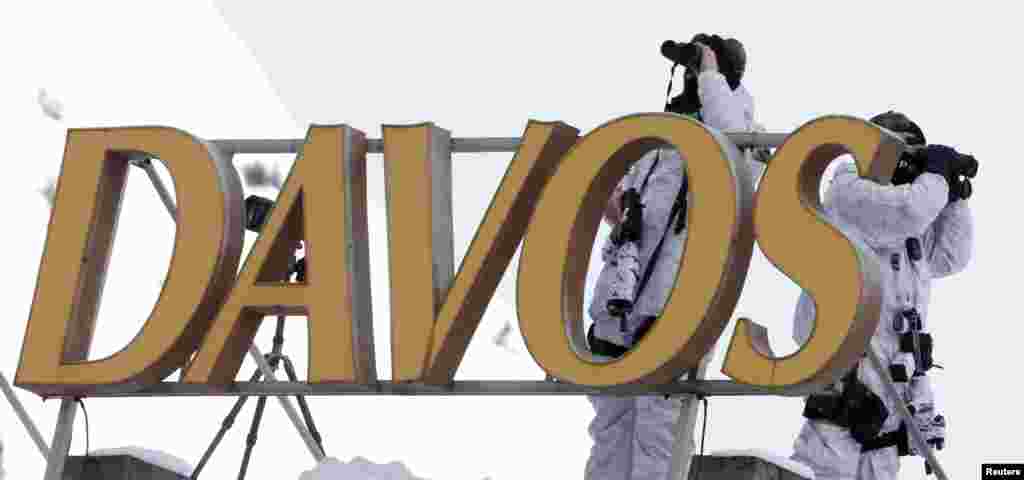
[15,113,902,397]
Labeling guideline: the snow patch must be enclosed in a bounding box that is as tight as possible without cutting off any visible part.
[299,456,426,480]
[90,446,194,477]
[709,448,815,479]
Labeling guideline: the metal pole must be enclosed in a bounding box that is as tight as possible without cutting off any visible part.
[866,345,949,480]
[209,132,788,156]
[137,159,177,221]
[669,351,716,480]
[129,159,325,464]
[0,371,50,459]
[247,346,324,462]
[127,156,177,220]
[42,399,77,480]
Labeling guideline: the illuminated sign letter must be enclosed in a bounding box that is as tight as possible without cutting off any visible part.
[16,127,243,395]
[384,122,578,383]
[517,113,756,386]
[722,116,898,387]
[183,125,375,385]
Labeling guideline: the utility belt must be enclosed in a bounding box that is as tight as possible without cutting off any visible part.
[802,366,889,446]
[804,309,941,455]
[860,421,912,456]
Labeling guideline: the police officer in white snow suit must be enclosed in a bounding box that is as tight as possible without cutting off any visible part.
[585,34,766,480]
[790,111,975,480]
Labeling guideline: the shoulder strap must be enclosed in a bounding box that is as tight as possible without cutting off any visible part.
[632,171,688,303]
[638,150,661,193]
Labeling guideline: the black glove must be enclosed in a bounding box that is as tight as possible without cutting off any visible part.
[918,145,958,186]
[950,152,978,202]
[949,177,972,203]
[924,145,978,203]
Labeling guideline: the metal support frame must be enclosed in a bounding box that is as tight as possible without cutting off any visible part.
[29,130,947,479]
[42,399,76,480]
[0,371,49,458]
[55,379,822,398]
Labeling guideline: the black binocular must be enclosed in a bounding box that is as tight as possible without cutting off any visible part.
[893,148,978,201]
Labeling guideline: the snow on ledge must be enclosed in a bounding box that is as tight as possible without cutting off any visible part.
[299,456,427,480]
[709,448,815,480]
[89,446,194,477]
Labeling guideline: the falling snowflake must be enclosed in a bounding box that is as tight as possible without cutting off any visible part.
[38,178,57,207]
[37,88,64,121]
[492,320,514,351]
[241,162,283,189]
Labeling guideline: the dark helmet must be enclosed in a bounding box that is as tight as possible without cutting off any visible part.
[871,111,929,185]
[870,111,926,146]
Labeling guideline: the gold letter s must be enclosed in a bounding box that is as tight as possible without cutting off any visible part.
[723,116,902,387]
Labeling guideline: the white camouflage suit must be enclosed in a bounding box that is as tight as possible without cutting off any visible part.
[585,69,765,480]
[789,158,974,480]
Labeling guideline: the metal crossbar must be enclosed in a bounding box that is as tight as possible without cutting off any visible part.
[209,132,789,156]
[50,379,823,398]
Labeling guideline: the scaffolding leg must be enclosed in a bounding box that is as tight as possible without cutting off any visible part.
[42,399,77,480]
[190,369,264,479]
[236,395,270,480]
[247,346,324,462]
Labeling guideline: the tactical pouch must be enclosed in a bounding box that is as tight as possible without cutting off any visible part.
[890,364,910,383]
[899,332,935,372]
[844,377,889,445]
[586,325,628,358]
[804,367,889,446]
[803,394,847,426]
[585,317,659,359]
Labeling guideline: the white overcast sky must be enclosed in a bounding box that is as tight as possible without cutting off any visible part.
[2,1,1022,479]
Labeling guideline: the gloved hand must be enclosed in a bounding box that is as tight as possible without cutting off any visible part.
[949,178,972,203]
[918,145,959,187]
[927,145,978,203]
[949,152,978,202]
[907,409,946,455]
[906,376,946,455]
